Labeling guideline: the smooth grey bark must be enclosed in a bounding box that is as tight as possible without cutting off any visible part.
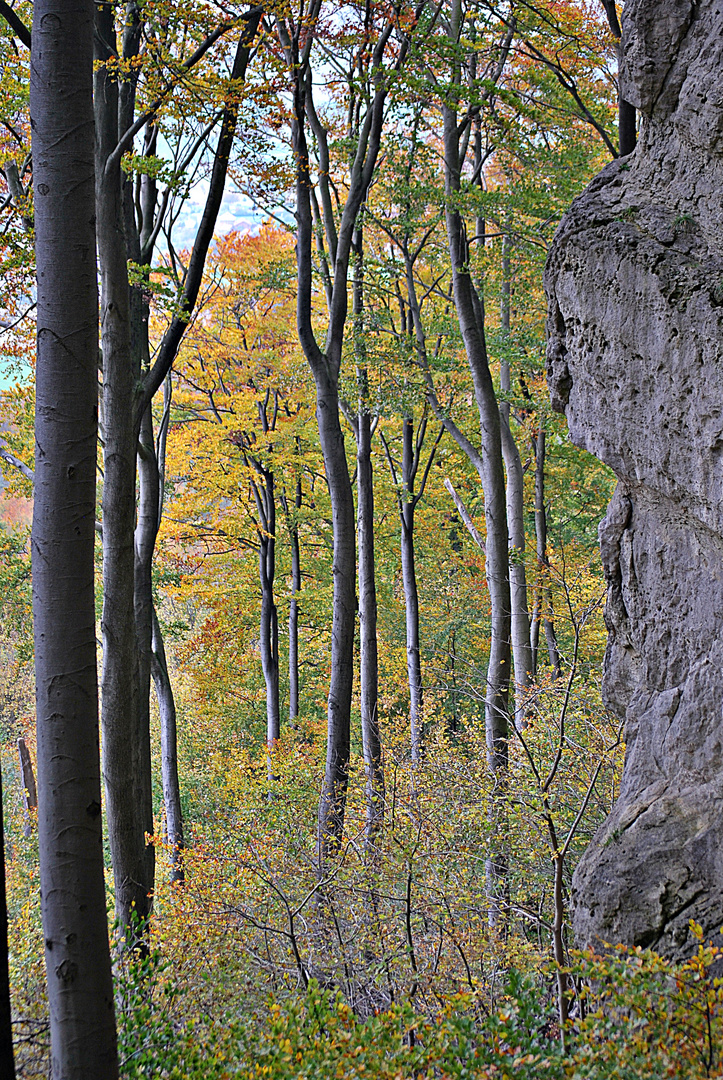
[532,427,561,679]
[284,20,386,855]
[400,417,424,761]
[355,401,384,844]
[254,468,281,754]
[442,1,511,924]
[237,390,282,762]
[94,10,259,927]
[281,479,302,723]
[499,233,533,724]
[151,607,184,885]
[349,229,384,843]
[443,111,511,772]
[0,765,15,1079]
[31,1,118,1072]
[95,1,154,934]
[381,413,442,763]
[17,736,37,838]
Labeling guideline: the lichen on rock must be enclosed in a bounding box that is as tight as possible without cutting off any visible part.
[545,0,723,957]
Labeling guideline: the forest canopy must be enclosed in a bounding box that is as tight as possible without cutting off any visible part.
[0,1,720,1077]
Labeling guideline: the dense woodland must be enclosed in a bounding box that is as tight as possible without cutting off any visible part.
[0,0,722,1077]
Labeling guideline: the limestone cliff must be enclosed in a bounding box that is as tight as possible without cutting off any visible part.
[545,0,723,957]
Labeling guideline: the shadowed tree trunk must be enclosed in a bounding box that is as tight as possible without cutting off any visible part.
[0,767,15,1079]
[95,0,154,935]
[236,389,282,768]
[31,0,118,1071]
[151,607,185,885]
[600,0,636,156]
[381,409,443,763]
[532,427,561,678]
[281,478,303,723]
[253,467,281,758]
[94,8,260,930]
[282,21,380,856]
[356,400,384,844]
[442,0,511,925]
[349,230,384,845]
[400,417,424,759]
[499,230,533,725]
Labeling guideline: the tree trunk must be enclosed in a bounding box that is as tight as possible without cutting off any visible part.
[134,402,158,878]
[533,428,561,678]
[287,482,302,723]
[442,19,511,920]
[401,417,424,762]
[315,372,356,854]
[443,105,511,773]
[17,736,36,838]
[599,1,636,156]
[499,232,533,725]
[356,395,384,845]
[151,607,185,886]
[0,765,16,1079]
[31,1,118,1071]
[95,2,154,936]
[257,472,281,758]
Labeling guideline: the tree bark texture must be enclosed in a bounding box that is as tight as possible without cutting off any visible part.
[400,417,424,763]
[151,607,185,885]
[285,481,302,722]
[254,470,281,755]
[0,766,15,1079]
[442,10,511,923]
[443,102,511,773]
[31,1,118,1072]
[315,371,356,852]
[532,428,561,678]
[356,400,384,845]
[499,235,533,723]
[290,60,364,856]
[95,2,154,933]
[18,736,37,838]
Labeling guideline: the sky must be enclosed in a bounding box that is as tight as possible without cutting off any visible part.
[0,176,265,392]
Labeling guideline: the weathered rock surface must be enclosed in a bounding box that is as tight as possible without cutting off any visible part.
[545,0,723,957]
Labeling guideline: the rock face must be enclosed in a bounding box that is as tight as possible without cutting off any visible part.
[545,0,723,957]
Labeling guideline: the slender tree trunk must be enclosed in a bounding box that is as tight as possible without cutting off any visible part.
[17,736,37,838]
[257,474,281,756]
[134,402,158,870]
[499,232,533,725]
[599,1,636,156]
[141,377,186,882]
[287,482,302,723]
[31,2,118,1071]
[443,111,511,773]
[315,372,356,853]
[290,61,364,857]
[400,417,424,762]
[351,226,384,841]
[356,395,384,845]
[442,12,511,920]
[0,766,15,1079]
[533,428,561,678]
[95,3,154,936]
[151,607,185,885]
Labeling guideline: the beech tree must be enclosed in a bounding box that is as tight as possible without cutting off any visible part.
[93,2,261,930]
[276,0,429,853]
[0,768,14,1077]
[30,0,118,1073]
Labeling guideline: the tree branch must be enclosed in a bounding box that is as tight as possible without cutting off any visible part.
[0,1,30,48]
